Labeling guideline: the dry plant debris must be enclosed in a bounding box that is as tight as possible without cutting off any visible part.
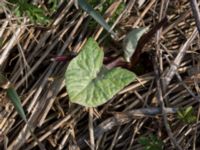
[0,0,200,149]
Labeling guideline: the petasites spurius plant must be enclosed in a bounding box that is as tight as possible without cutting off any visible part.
[65,38,136,107]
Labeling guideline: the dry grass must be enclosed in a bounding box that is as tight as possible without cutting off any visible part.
[0,0,200,149]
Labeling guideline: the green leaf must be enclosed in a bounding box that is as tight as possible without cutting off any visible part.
[139,137,149,145]
[8,0,49,25]
[123,27,149,62]
[65,38,136,107]
[7,88,46,149]
[0,72,26,121]
[77,0,116,36]
[0,72,45,149]
[139,134,163,150]
[7,87,27,121]
[177,106,197,124]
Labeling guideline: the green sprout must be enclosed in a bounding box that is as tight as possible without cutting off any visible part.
[177,106,197,124]
[139,134,164,150]
[8,0,49,24]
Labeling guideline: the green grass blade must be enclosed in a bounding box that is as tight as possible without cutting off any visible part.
[0,71,45,150]
[77,0,116,36]
[1,72,27,121]
[6,87,46,149]
[6,87,27,121]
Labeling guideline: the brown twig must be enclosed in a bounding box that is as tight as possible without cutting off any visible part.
[78,107,177,148]
[153,55,183,150]
[162,28,198,90]
[190,0,200,35]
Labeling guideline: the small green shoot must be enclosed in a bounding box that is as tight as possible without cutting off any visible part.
[177,106,197,124]
[65,38,136,107]
[8,0,49,24]
[139,134,164,150]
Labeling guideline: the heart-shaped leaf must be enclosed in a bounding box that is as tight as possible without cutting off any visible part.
[123,27,149,62]
[65,38,136,107]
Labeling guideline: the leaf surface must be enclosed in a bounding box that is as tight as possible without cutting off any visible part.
[123,27,149,62]
[65,38,136,107]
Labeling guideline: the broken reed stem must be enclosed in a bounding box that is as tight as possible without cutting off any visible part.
[153,56,183,150]
[190,0,200,35]
[162,28,198,89]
